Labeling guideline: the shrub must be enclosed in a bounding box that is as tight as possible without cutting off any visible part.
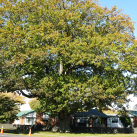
[119,117,131,128]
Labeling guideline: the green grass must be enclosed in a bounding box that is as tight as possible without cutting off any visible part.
[2,129,137,137]
[31,132,137,137]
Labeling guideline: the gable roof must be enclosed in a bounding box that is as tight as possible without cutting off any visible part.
[72,109,108,118]
[129,110,137,117]
[16,110,35,117]
[107,114,119,118]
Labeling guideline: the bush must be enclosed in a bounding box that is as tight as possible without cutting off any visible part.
[119,117,131,128]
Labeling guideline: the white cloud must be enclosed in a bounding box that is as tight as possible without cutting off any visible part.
[127,95,137,110]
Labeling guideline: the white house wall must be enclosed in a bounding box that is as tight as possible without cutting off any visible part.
[43,113,49,120]
[107,118,124,128]
[130,118,133,127]
[14,112,36,125]
[74,117,90,127]
[14,117,36,125]
[14,112,50,125]
[24,112,36,125]
[14,119,20,124]
[24,117,36,125]
[25,112,36,118]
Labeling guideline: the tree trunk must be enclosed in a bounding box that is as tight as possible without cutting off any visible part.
[58,116,72,132]
[52,116,72,133]
[59,60,63,75]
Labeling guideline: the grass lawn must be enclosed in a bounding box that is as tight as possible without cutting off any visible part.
[3,129,137,137]
[31,131,137,137]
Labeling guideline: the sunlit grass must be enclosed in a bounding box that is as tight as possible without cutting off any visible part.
[31,131,137,137]
[3,129,137,137]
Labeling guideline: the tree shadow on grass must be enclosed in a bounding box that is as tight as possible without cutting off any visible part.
[3,126,134,135]
[4,129,30,135]
[3,125,53,135]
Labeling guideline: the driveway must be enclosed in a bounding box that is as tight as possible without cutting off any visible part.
[0,134,28,137]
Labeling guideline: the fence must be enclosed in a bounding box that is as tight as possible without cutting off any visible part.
[0,124,52,131]
[0,124,16,129]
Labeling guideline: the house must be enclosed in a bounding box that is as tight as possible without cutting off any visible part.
[70,109,135,128]
[107,114,125,128]
[14,110,36,125]
[14,109,135,128]
[36,112,56,126]
[128,110,137,127]
[14,110,56,126]
[71,109,108,127]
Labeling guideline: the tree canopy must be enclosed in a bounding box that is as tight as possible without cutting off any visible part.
[28,98,40,111]
[2,92,25,104]
[0,0,137,130]
[0,93,25,123]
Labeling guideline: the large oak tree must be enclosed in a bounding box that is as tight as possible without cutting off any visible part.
[0,0,137,131]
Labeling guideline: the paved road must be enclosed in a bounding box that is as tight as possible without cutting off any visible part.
[0,134,29,137]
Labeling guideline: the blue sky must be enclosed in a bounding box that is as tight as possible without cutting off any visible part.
[99,0,137,38]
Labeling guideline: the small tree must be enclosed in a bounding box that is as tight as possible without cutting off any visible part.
[119,117,131,128]
[117,107,131,128]
[0,93,25,123]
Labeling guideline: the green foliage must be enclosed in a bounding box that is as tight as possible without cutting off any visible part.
[0,0,137,120]
[119,117,131,128]
[0,94,23,123]
[28,98,40,111]
[118,107,131,128]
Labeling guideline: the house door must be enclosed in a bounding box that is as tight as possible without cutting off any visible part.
[102,118,107,127]
[20,116,24,125]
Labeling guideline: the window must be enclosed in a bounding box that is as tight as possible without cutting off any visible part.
[26,118,31,124]
[43,113,49,120]
[112,118,118,123]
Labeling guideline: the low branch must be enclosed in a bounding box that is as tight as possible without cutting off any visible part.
[17,90,37,98]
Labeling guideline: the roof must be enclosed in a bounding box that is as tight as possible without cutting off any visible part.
[129,111,137,117]
[72,109,108,118]
[16,110,35,117]
[106,114,119,118]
